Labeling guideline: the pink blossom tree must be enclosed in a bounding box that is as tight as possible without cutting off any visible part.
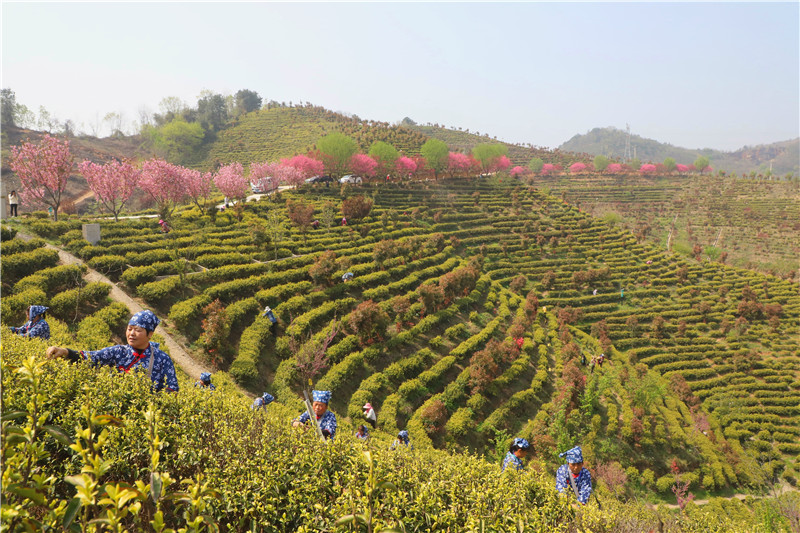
[274,163,305,187]
[639,163,657,174]
[569,162,588,173]
[606,163,623,173]
[182,168,214,210]
[510,166,528,178]
[213,162,249,200]
[249,161,278,192]
[79,159,140,221]
[488,155,511,173]
[349,153,378,178]
[140,158,187,219]
[676,164,690,173]
[280,154,324,180]
[395,156,417,178]
[540,163,556,175]
[447,152,474,177]
[9,134,74,221]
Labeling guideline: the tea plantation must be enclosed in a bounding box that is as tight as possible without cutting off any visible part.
[2,175,799,531]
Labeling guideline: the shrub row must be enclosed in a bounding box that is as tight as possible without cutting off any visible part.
[49,282,112,321]
[1,247,60,283]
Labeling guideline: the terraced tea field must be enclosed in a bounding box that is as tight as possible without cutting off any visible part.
[4,175,798,493]
[537,173,800,278]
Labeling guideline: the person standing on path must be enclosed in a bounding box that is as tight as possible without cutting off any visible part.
[46,310,179,392]
[8,190,19,217]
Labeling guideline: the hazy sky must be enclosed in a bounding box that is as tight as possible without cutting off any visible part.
[3,2,798,151]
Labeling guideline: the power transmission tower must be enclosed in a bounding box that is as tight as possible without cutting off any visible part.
[624,124,632,161]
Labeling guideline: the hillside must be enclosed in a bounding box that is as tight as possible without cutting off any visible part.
[534,173,800,279]
[407,121,595,168]
[559,127,799,177]
[3,175,798,508]
[204,104,430,169]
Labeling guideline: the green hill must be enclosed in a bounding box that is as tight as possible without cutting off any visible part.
[204,104,431,169]
[559,127,799,177]
[4,175,798,500]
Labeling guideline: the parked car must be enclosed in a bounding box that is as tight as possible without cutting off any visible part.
[305,175,334,184]
[251,177,277,194]
[340,175,363,185]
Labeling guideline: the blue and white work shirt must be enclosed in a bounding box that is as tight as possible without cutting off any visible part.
[11,319,51,340]
[75,342,179,392]
[502,451,524,472]
[296,410,337,440]
[555,464,593,504]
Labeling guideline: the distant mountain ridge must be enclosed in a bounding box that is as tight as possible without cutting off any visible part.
[559,126,799,176]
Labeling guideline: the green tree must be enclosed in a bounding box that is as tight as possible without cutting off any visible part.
[1,88,17,126]
[234,89,262,115]
[368,141,399,177]
[663,157,677,172]
[145,119,205,164]
[420,138,449,178]
[528,157,544,173]
[472,143,508,173]
[197,91,228,132]
[317,132,358,179]
[593,155,610,172]
[630,158,641,170]
[694,155,710,172]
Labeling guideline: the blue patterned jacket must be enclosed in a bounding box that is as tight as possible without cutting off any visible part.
[502,451,524,472]
[75,342,179,392]
[296,410,337,440]
[555,464,592,504]
[12,319,50,340]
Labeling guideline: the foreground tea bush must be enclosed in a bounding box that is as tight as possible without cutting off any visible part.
[2,331,792,532]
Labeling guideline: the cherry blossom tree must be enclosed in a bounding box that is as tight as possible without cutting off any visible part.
[79,159,140,221]
[349,153,378,178]
[395,156,417,178]
[510,166,527,178]
[447,152,473,177]
[569,162,588,173]
[213,162,249,200]
[606,163,623,173]
[639,163,657,174]
[9,134,74,220]
[140,158,187,219]
[182,167,214,210]
[274,163,305,187]
[484,155,511,174]
[540,163,556,176]
[280,154,324,180]
[676,163,690,173]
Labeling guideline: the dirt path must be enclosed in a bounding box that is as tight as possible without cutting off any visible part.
[18,231,244,392]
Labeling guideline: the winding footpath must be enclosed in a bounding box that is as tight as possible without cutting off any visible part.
[18,231,226,389]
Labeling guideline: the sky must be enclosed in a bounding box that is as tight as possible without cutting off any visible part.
[2,2,798,152]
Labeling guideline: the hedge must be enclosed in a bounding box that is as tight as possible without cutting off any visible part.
[13,264,87,296]
[1,247,60,283]
[48,282,112,321]
[229,317,273,386]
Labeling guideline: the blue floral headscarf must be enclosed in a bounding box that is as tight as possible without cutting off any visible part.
[129,310,160,332]
[262,392,275,405]
[559,445,583,463]
[398,430,410,444]
[514,438,530,449]
[200,372,212,383]
[312,390,331,404]
[29,305,49,319]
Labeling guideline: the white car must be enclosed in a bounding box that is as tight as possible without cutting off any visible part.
[340,175,363,184]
